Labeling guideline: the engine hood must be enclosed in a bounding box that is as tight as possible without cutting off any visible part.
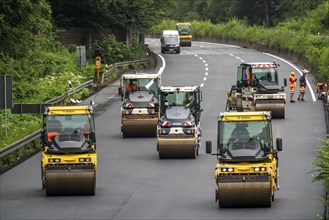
[257,81,282,93]
[161,106,195,127]
[127,91,156,108]
[48,133,93,153]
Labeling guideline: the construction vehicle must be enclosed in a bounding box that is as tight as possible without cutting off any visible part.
[41,104,97,196]
[226,62,287,119]
[157,86,202,159]
[118,72,161,137]
[315,82,328,100]
[206,111,282,207]
[176,22,192,46]
[161,30,180,54]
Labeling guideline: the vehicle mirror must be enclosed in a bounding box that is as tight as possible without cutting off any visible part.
[42,131,49,145]
[118,87,123,96]
[283,78,287,87]
[276,138,283,151]
[90,131,96,143]
[206,141,212,154]
[155,103,159,112]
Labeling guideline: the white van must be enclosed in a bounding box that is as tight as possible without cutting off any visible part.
[160,30,180,54]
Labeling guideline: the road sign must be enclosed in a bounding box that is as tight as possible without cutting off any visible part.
[0,75,13,109]
[77,46,86,67]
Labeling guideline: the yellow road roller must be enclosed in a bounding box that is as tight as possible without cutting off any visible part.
[118,72,161,138]
[157,86,202,159]
[226,62,287,119]
[206,111,282,207]
[176,22,192,46]
[41,105,97,196]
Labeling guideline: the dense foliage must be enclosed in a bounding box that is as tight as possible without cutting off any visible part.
[0,0,150,149]
[163,0,327,27]
[49,0,173,32]
[151,1,329,81]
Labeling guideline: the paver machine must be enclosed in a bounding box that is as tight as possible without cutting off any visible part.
[41,105,97,195]
[226,62,287,119]
[118,72,161,137]
[157,86,202,159]
[176,22,192,46]
[206,111,282,207]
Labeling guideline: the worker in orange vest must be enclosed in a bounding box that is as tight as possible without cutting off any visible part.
[315,82,328,100]
[126,80,138,92]
[298,70,308,101]
[289,72,297,102]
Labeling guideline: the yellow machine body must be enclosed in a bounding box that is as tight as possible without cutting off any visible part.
[176,22,192,46]
[41,105,97,195]
[209,111,281,208]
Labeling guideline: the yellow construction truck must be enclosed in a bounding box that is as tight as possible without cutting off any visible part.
[118,72,161,137]
[41,105,97,195]
[206,111,282,207]
[176,22,192,46]
[226,62,287,119]
[157,86,202,159]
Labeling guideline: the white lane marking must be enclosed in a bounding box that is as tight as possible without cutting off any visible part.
[203,77,207,81]
[205,63,208,67]
[154,43,158,46]
[196,41,240,48]
[199,57,203,60]
[229,54,234,56]
[200,83,204,87]
[264,52,316,102]
[194,54,199,57]
[200,46,204,48]
[157,54,166,75]
[107,95,116,100]
[203,60,206,63]
[206,68,209,71]
[205,72,208,76]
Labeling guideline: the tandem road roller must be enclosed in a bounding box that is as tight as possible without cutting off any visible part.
[226,62,287,119]
[206,111,282,207]
[157,86,202,159]
[119,72,161,137]
[41,105,97,195]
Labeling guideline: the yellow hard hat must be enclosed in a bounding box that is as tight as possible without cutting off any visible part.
[290,72,295,75]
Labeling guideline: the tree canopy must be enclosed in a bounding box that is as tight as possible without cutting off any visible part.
[163,0,327,27]
[49,0,173,32]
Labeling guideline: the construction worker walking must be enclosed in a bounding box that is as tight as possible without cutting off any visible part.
[289,72,297,102]
[298,69,308,101]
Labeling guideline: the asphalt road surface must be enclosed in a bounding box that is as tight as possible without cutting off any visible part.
[0,38,326,220]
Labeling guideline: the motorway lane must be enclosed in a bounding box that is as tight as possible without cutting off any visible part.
[0,39,326,219]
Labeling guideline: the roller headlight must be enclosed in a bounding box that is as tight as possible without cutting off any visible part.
[79,158,91,162]
[48,158,61,163]
[221,167,234,172]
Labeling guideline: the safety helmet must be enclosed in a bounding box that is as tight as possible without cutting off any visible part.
[290,72,295,75]
[302,69,309,74]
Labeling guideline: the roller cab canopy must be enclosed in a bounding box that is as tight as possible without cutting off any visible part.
[159,86,202,125]
[43,105,96,154]
[217,111,274,162]
[119,72,161,108]
[236,62,285,92]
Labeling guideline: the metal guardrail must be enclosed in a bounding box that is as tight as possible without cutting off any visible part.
[0,57,152,159]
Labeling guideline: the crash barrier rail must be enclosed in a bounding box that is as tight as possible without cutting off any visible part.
[0,54,155,159]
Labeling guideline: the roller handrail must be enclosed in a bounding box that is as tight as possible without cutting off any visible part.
[0,57,152,159]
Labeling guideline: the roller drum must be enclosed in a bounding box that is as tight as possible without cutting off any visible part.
[255,100,285,119]
[122,119,158,138]
[45,170,95,196]
[158,138,197,159]
[217,181,271,207]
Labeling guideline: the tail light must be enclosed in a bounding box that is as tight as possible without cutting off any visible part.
[162,121,170,127]
[183,121,192,127]
[147,103,155,108]
[125,103,133,108]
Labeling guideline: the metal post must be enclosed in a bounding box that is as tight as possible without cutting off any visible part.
[4,75,7,137]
